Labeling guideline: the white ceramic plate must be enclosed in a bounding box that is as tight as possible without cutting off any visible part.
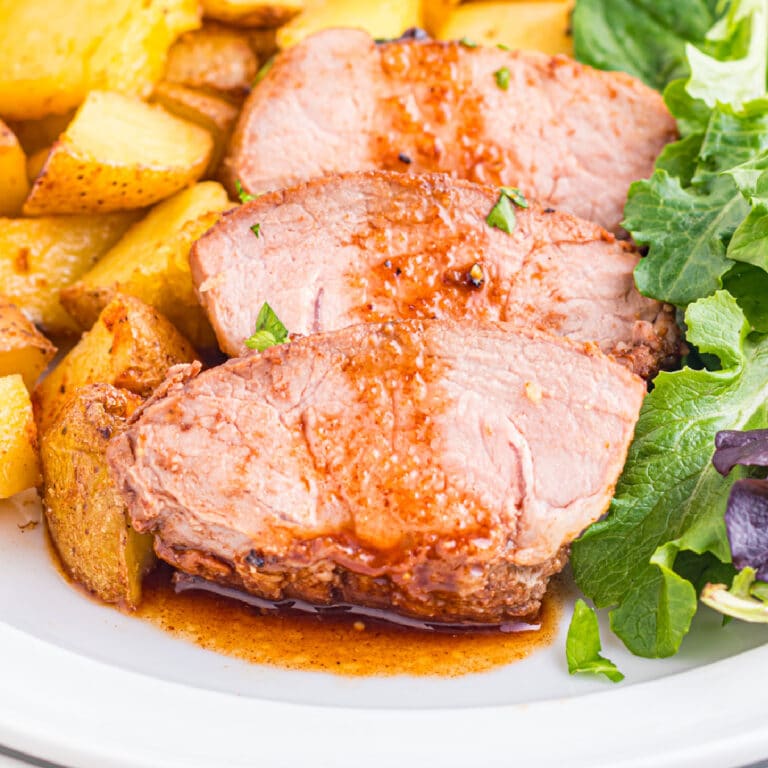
[2,490,768,768]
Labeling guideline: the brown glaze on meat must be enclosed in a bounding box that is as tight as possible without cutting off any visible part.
[108,320,645,624]
[191,171,680,377]
[224,29,677,233]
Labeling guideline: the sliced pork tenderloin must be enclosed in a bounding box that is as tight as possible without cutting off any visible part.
[108,319,645,623]
[191,171,679,378]
[224,28,676,233]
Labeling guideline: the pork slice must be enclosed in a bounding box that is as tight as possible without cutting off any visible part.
[108,319,645,623]
[191,171,679,378]
[224,29,676,233]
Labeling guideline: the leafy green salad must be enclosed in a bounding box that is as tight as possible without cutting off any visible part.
[565,0,768,678]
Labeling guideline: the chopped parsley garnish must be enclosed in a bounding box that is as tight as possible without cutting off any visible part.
[235,179,256,204]
[497,43,511,51]
[244,302,288,351]
[458,37,478,48]
[499,186,528,208]
[486,187,528,234]
[250,223,261,238]
[494,66,510,90]
[253,55,274,86]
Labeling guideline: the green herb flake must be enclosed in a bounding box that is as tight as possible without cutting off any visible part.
[566,600,624,683]
[253,55,274,86]
[496,43,511,51]
[244,302,288,352]
[250,223,261,238]
[235,179,256,204]
[486,187,528,234]
[458,36,478,48]
[486,194,516,234]
[499,186,528,208]
[494,66,510,90]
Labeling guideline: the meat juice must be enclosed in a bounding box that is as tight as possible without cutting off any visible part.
[135,564,563,677]
[46,528,562,676]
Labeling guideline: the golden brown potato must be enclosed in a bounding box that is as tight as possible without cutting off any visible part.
[164,25,258,100]
[201,0,303,27]
[276,0,422,49]
[0,374,41,498]
[435,2,574,56]
[246,28,279,62]
[34,294,197,435]
[61,183,231,349]
[23,91,213,216]
[0,0,200,120]
[0,121,29,217]
[25,148,49,184]
[0,212,139,333]
[152,82,240,174]
[421,0,459,36]
[0,297,56,390]
[7,112,73,156]
[40,383,155,607]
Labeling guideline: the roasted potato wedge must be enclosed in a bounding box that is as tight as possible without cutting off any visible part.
[61,183,231,348]
[0,121,29,217]
[0,297,56,390]
[435,2,574,56]
[276,0,422,49]
[0,0,200,121]
[201,0,303,27]
[152,82,240,173]
[421,0,459,36]
[40,383,154,607]
[164,25,258,100]
[25,148,49,184]
[7,112,73,156]
[23,91,213,216]
[246,28,279,62]
[0,212,138,333]
[0,374,41,499]
[34,294,197,435]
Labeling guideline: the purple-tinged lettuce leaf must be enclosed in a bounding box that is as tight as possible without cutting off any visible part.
[713,428,768,578]
[725,479,768,578]
[713,428,768,474]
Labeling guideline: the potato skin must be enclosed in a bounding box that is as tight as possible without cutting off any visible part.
[23,91,213,215]
[0,120,29,216]
[152,82,240,174]
[60,183,231,349]
[0,374,41,499]
[40,383,154,607]
[0,0,200,121]
[33,294,197,435]
[0,212,139,334]
[0,296,57,390]
[201,0,303,29]
[164,24,259,100]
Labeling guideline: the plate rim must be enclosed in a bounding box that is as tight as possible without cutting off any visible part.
[2,620,767,768]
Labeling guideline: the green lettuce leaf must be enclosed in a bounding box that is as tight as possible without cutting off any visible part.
[685,0,768,107]
[624,102,768,306]
[571,291,768,657]
[626,172,748,304]
[722,263,768,331]
[566,600,624,682]
[572,0,722,90]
